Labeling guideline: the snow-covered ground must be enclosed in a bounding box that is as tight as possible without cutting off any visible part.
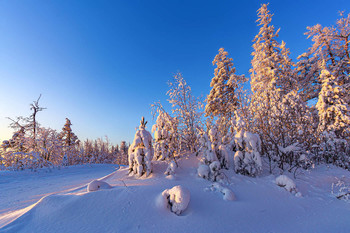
[1,157,350,233]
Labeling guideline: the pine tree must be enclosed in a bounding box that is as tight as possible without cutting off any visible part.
[249,4,302,171]
[316,68,350,166]
[205,48,246,136]
[298,12,350,103]
[152,103,179,162]
[128,117,154,177]
[59,118,79,164]
[316,68,350,138]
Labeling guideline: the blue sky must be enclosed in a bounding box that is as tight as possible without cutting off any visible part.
[0,0,349,144]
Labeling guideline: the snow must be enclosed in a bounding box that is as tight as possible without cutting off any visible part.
[161,185,190,215]
[1,157,350,232]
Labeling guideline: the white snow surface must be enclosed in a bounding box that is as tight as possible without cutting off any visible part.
[1,158,350,232]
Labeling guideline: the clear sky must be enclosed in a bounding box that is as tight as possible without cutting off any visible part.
[0,0,349,144]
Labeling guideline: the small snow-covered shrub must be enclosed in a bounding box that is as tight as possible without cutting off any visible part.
[128,117,154,177]
[332,177,350,201]
[275,175,298,194]
[87,180,112,192]
[197,131,225,181]
[62,154,68,166]
[164,161,177,176]
[208,124,232,169]
[209,183,235,201]
[197,164,210,179]
[209,161,222,182]
[162,185,190,215]
[233,116,262,177]
[198,131,217,165]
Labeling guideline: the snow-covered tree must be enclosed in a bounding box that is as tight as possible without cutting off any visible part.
[249,4,306,172]
[316,68,350,137]
[167,72,203,153]
[59,118,79,165]
[208,122,231,169]
[36,127,62,164]
[119,141,129,165]
[152,102,179,162]
[197,130,224,181]
[128,117,154,177]
[298,12,350,103]
[316,68,350,166]
[233,114,262,176]
[205,48,247,135]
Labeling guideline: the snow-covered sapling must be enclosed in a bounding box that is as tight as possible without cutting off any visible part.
[233,115,262,176]
[162,185,190,215]
[128,117,154,177]
[152,110,179,161]
[164,160,177,176]
[275,175,300,196]
[209,161,222,182]
[197,164,210,179]
[197,131,224,181]
[209,183,235,201]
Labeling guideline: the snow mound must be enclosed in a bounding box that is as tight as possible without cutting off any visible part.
[87,180,112,192]
[275,175,297,193]
[162,185,190,215]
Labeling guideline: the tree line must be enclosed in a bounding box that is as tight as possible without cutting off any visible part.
[1,4,349,174]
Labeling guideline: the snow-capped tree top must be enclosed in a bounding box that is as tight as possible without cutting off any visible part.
[205,48,246,121]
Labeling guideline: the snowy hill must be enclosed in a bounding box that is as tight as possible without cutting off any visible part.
[1,156,350,233]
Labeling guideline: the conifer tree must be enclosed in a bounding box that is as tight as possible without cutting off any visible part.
[59,118,79,164]
[249,4,303,171]
[298,12,350,103]
[205,48,246,136]
[316,68,350,139]
[316,67,350,166]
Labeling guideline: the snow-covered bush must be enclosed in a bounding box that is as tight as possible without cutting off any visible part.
[87,180,112,192]
[198,131,217,165]
[197,131,224,181]
[209,183,235,201]
[209,161,222,182]
[128,117,154,177]
[197,164,210,179]
[208,124,231,169]
[275,175,298,194]
[164,161,177,176]
[332,177,350,201]
[233,116,262,176]
[162,185,190,215]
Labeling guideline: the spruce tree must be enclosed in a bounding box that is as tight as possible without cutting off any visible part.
[205,48,246,134]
